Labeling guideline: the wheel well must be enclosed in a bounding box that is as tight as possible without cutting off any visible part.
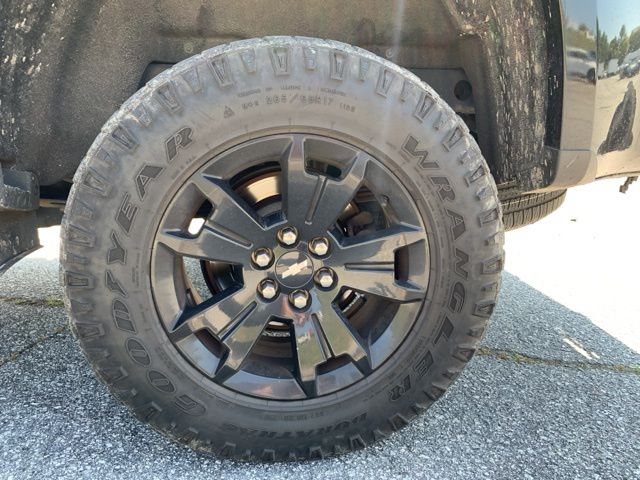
[2,0,560,196]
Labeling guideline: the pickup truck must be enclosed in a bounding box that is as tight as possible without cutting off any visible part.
[1,0,638,461]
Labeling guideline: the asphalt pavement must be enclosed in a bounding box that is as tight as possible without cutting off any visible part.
[0,179,638,479]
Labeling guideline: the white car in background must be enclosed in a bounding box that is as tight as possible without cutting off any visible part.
[606,59,620,77]
[599,59,620,79]
[567,47,597,83]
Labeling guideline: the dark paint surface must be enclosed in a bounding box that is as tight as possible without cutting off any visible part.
[0,0,551,189]
[2,1,638,190]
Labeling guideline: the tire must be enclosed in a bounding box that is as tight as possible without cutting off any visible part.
[498,186,566,231]
[61,36,504,460]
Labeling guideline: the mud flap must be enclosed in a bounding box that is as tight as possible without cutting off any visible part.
[0,211,40,274]
[0,168,40,274]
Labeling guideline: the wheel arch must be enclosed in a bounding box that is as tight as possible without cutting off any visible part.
[2,0,561,193]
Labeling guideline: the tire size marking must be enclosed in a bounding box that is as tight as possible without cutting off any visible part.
[339,102,356,113]
[265,94,286,105]
[242,100,260,110]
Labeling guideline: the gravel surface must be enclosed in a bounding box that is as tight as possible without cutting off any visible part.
[0,181,639,479]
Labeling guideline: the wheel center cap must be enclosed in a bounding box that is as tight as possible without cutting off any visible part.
[275,251,314,288]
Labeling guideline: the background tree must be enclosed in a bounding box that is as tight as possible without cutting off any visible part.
[597,25,611,63]
[629,27,640,53]
[617,25,630,65]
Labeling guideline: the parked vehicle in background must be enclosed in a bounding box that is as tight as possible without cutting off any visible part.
[600,58,620,78]
[620,60,640,78]
[1,0,639,461]
[607,59,621,77]
[566,47,597,83]
[620,49,640,78]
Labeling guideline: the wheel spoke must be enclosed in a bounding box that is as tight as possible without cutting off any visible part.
[313,292,371,374]
[281,135,369,236]
[168,279,260,343]
[213,302,275,382]
[332,225,425,263]
[291,314,329,396]
[338,267,424,301]
[329,225,426,302]
[192,174,266,239]
[157,174,270,265]
[157,226,251,265]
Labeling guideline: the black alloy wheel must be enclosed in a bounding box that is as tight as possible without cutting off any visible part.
[152,134,429,400]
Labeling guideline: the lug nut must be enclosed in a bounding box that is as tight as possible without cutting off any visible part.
[251,247,273,269]
[278,226,298,246]
[289,289,310,310]
[309,237,330,257]
[258,279,278,300]
[315,268,336,289]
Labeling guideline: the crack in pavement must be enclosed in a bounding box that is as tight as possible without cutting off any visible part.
[0,325,68,368]
[0,296,65,307]
[477,347,640,375]
[1,313,638,377]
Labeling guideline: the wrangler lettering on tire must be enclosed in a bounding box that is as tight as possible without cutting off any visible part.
[61,37,503,460]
